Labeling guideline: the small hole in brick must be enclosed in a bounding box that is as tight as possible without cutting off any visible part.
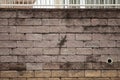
[107,58,113,64]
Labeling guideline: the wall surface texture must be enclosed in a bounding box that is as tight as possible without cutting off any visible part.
[0,9,120,80]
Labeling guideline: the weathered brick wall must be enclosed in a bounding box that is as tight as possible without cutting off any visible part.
[0,9,120,80]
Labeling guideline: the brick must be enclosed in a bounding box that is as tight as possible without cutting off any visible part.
[0,33,9,40]
[49,26,66,33]
[35,71,51,77]
[18,11,33,18]
[18,71,34,78]
[16,19,41,25]
[17,41,34,48]
[93,48,120,54]
[76,34,92,40]
[85,70,101,77]
[17,56,25,62]
[0,11,16,18]
[33,12,49,18]
[48,78,60,80]
[92,34,110,40]
[0,19,8,25]
[0,48,10,55]
[43,63,60,70]
[36,56,52,62]
[76,48,92,55]
[26,63,42,70]
[0,26,16,33]
[91,19,107,26]
[27,48,43,55]
[84,41,100,48]
[111,78,120,80]
[42,19,64,26]
[43,48,59,55]
[83,26,110,33]
[51,70,68,77]
[10,34,26,40]
[0,41,16,48]
[25,56,36,62]
[84,63,93,69]
[0,78,9,80]
[102,70,118,77]
[109,34,120,40]
[64,19,90,26]
[49,11,66,19]
[116,41,120,47]
[17,27,34,33]
[67,41,84,48]
[1,71,18,77]
[101,62,119,69]
[1,56,17,62]
[9,63,26,71]
[66,26,83,33]
[93,78,110,80]
[61,48,76,55]
[26,34,42,40]
[108,19,120,25]
[57,56,85,62]
[12,48,27,56]
[42,34,59,41]
[68,70,84,77]
[9,78,27,80]
[60,34,75,41]
[61,78,78,80]
[100,41,116,47]
[34,41,59,48]
[100,55,118,62]
[17,26,49,33]
[86,54,101,63]
[33,26,49,33]
[0,63,9,71]
[60,62,85,70]
[118,70,120,77]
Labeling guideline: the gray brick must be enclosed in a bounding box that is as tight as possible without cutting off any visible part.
[10,34,26,40]
[26,63,42,70]
[1,56,17,62]
[76,48,92,55]
[108,19,120,25]
[100,41,116,47]
[0,11,16,18]
[42,34,59,41]
[12,48,27,56]
[67,41,84,48]
[76,34,92,40]
[26,34,42,40]
[57,56,86,62]
[0,19,8,25]
[17,41,34,48]
[91,19,107,26]
[0,48,10,55]
[18,11,33,18]
[0,41,16,48]
[84,41,100,48]
[49,26,66,33]
[0,33,9,40]
[27,48,43,55]
[60,34,75,41]
[25,56,36,62]
[43,48,59,55]
[36,56,52,62]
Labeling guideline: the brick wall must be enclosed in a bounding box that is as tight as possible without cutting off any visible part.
[0,9,120,80]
